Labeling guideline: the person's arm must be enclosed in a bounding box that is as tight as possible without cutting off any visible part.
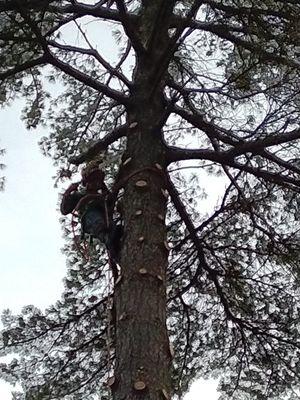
[60,183,81,215]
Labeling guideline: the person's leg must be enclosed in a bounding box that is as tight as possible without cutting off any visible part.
[81,210,123,263]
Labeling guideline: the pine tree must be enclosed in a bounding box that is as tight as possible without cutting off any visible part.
[1,1,300,399]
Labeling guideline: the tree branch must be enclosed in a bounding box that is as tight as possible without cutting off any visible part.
[200,0,295,20]
[148,0,202,97]
[0,55,47,80]
[166,145,300,190]
[0,1,137,25]
[114,0,145,54]
[12,8,130,106]
[226,128,300,158]
[173,104,238,146]
[165,172,238,321]
[51,2,127,24]
[49,51,130,104]
[175,19,300,68]
[48,40,131,87]
[69,124,128,165]
[173,103,300,164]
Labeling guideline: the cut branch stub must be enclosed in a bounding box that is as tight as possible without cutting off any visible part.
[107,376,116,388]
[157,214,164,222]
[163,241,170,251]
[119,313,126,321]
[169,343,175,358]
[115,275,123,286]
[139,268,148,275]
[135,180,148,188]
[161,188,169,199]
[161,388,170,400]
[123,157,132,166]
[134,381,147,391]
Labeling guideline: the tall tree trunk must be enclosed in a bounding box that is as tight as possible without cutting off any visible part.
[113,120,171,400]
[113,3,173,399]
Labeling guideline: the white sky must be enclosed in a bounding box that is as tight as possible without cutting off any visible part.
[0,102,65,399]
[0,102,220,399]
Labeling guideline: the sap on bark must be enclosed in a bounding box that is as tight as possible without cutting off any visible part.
[135,180,148,188]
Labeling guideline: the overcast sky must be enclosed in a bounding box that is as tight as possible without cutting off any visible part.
[0,102,65,398]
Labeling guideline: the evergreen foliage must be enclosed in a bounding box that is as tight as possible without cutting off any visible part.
[1,1,300,399]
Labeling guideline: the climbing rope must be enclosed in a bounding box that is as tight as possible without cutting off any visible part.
[71,211,90,261]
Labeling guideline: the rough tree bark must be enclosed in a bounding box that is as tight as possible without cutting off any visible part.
[113,2,173,399]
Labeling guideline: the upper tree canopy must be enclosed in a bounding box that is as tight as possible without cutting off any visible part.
[1,1,300,399]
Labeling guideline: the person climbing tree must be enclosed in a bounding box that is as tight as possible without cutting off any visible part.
[61,162,123,264]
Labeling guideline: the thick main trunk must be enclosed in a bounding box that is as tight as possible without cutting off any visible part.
[112,72,172,400]
[113,108,171,400]
[112,3,174,399]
